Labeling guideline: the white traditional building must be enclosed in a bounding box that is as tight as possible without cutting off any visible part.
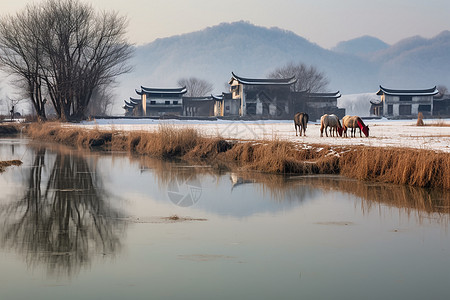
[375,86,439,117]
[228,72,296,118]
[135,86,186,116]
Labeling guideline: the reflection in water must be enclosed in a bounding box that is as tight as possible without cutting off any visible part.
[296,175,450,224]
[0,145,125,278]
[1,140,450,282]
[137,155,450,223]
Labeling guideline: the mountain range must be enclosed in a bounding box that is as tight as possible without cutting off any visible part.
[114,21,450,114]
[2,21,449,115]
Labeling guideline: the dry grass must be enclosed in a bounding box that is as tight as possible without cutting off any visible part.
[339,147,450,189]
[23,122,450,190]
[423,119,450,127]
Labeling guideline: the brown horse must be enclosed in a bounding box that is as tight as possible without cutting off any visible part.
[294,112,309,136]
[342,115,369,137]
[320,114,343,137]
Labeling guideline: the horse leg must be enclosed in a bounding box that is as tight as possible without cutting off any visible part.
[295,124,298,136]
[320,124,324,137]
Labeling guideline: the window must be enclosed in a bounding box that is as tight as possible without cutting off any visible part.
[173,101,178,105]
[388,105,393,115]
[400,95,412,101]
[150,101,156,105]
[246,103,256,115]
[225,106,230,111]
[399,105,411,115]
[165,101,170,105]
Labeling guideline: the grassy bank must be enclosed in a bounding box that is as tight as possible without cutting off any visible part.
[23,123,450,190]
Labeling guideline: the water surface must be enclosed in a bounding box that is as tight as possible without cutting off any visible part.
[1,138,449,300]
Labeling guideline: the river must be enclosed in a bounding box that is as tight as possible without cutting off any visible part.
[0,137,449,300]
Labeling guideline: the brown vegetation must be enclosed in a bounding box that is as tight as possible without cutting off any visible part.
[23,123,450,190]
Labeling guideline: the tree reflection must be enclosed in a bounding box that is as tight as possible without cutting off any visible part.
[0,146,125,278]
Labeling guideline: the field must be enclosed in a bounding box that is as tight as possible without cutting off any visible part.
[75,118,450,153]
[21,118,450,190]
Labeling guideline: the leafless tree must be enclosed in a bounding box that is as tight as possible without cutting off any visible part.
[0,6,47,120]
[177,77,213,97]
[267,62,330,93]
[0,0,133,121]
[87,86,115,117]
[437,85,448,97]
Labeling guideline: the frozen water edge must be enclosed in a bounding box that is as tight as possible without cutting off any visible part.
[73,118,450,153]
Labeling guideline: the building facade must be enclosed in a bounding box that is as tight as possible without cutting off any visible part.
[291,91,344,121]
[134,86,186,117]
[228,72,296,118]
[374,86,439,118]
[123,74,345,119]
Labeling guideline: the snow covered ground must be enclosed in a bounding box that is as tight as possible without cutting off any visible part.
[75,118,450,153]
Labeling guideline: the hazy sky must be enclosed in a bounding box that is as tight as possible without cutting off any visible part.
[2,0,450,48]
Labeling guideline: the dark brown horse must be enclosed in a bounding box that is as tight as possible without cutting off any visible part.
[294,112,309,136]
[342,115,369,137]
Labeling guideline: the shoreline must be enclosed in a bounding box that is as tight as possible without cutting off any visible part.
[16,122,450,190]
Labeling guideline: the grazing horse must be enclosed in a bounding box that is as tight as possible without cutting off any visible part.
[342,115,370,137]
[320,114,343,137]
[294,112,309,136]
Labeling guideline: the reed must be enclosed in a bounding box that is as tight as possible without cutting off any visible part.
[23,123,450,190]
[339,147,450,189]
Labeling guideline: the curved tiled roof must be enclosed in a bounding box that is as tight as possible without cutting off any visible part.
[140,86,187,94]
[230,72,297,85]
[376,85,439,96]
[304,91,341,98]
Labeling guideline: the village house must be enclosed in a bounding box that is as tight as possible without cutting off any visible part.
[291,91,344,121]
[123,72,345,119]
[226,72,296,118]
[373,85,439,118]
[183,96,215,117]
[130,86,187,117]
[433,93,450,117]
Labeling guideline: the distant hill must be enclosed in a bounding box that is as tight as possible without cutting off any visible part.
[332,36,390,57]
[371,30,450,88]
[115,21,377,114]
[2,21,448,115]
[114,22,450,115]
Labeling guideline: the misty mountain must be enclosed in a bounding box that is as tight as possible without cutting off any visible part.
[371,30,450,88]
[332,35,390,57]
[114,22,450,115]
[2,21,449,116]
[116,21,377,112]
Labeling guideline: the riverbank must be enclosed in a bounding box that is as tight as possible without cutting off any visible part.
[21,122,450,190]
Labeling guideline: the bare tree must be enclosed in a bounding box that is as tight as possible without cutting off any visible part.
[437,85,448,97]
[87,86,115,117]
[177,77,213,97]
[0,6,47,120]
[268,62,330,93]
[0,0,133,121]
